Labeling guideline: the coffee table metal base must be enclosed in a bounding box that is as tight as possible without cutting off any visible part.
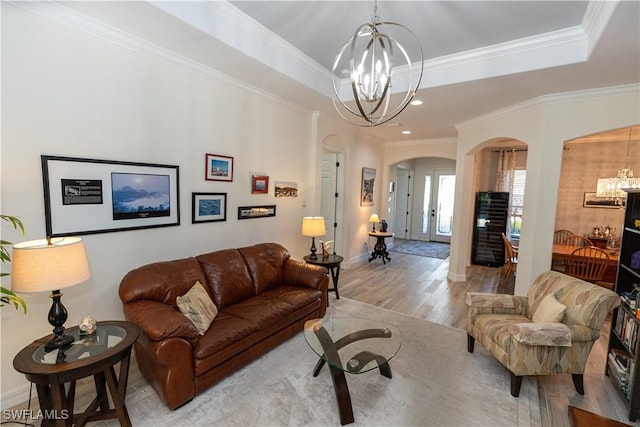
[311,327,393,425]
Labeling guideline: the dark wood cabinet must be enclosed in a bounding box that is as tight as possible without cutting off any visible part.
[607,189,640,422]
[471,192,509,267]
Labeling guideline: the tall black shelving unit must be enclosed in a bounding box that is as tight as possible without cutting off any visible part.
[607,189,640,422]
[471,191,509,267]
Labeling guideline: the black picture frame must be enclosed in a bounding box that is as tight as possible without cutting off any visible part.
[583,192,623,209]
[237,205,276,220]
[42,155,180,237]
[361,167,375,206]
[192,192,227,223]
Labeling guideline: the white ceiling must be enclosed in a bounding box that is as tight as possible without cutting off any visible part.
[53,1,640,142]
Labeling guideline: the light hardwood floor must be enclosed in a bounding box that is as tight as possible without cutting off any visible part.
[338,249,637,427]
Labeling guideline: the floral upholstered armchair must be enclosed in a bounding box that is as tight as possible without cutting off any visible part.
[465,271,620,397]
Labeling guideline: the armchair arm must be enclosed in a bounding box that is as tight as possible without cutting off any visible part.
[565,324,600,342]
[123,300,199,342]
[465,292,527,315]
[509,323,572,347]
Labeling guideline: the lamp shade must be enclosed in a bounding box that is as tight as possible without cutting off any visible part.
[301,217,326,237]
[11,237,91,293]
[369,214,380,224]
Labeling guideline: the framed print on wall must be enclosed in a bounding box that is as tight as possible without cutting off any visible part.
[275,181,298,198]
[361,167,376,206]
[192,192,227,223]
[42,155,180,237]
[237,205,276,220]
[252,175,269,194]
[583,192,623,209]
[205,153,233,182]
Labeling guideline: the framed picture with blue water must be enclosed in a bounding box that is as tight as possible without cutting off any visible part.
[192,193,227,223]
[41,155,180,237]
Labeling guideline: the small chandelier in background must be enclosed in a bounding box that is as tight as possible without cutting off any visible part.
[331,0,423,127]
[596,127,640,200]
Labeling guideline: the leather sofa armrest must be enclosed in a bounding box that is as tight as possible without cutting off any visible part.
[509,322,572,347]
[123,300,199,342]
[282,259,329,291]
[465,292,527,315]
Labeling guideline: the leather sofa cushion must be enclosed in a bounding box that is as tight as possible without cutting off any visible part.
[223,295,295,330]
[260,286,323,312]
[194,312,256,360]
[197,250,255,309]
[193,288,322,361]
[119,257,208,305]
[193,300,322,376]
[238,243,289,295]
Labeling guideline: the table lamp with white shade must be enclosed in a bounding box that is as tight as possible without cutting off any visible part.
[301,217,326,260]
[369,214,380,232]
[11,237,91,351]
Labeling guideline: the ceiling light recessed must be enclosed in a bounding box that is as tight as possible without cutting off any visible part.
[402,130,411,135]
[410,100,423,106]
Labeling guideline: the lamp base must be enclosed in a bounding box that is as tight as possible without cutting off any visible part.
[309,237,318,260]
[44,334,74,352]
[45,289,73,352]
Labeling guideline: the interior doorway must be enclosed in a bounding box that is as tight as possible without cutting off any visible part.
[321,151,345,256]
[393,167,411,239]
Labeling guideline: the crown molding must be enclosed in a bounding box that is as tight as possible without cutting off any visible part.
[581,0,619,55]
[7,0,311,113]
[151,0,330,96]
[8,0,624,104]
[456,83,640,130]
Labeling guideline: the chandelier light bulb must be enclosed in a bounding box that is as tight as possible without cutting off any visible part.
[331,1,423,127]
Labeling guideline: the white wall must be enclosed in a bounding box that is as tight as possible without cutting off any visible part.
[0,4,373,404]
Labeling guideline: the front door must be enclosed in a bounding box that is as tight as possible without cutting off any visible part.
[425,171,455,243]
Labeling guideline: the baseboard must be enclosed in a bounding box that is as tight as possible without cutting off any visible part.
[1,383,31,410]
[448,271,466,282]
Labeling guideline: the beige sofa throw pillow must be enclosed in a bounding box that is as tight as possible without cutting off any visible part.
[176,281,218,335]
[532,293,566,324]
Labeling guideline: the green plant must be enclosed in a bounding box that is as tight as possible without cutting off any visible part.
[1,215,27,313]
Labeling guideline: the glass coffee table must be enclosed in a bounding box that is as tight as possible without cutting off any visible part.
[304,317,402,425]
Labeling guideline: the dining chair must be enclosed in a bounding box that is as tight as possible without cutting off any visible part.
[552,230,575,272]
[562,235,594,247]
[565,246,610,283]
[553,229,574,245]
[501,232,518,283]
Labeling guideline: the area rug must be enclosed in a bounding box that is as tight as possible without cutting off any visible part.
[103,298,540,427]
[390,239,451,259]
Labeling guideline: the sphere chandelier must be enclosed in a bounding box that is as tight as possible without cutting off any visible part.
[331,0,424,127]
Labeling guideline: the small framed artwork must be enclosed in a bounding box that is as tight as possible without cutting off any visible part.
[252,175,269,194]
[41,155,179,237]
[205,154,233,182]
[583,192,623,209]
[361,167,376,206]
[275,181,298,198]
[238,205,276,220]
[192,192,227,223]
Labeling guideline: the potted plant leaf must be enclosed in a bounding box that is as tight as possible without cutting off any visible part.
[1,215,27,313]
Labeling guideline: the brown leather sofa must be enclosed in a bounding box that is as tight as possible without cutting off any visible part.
[118,243,329,409]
